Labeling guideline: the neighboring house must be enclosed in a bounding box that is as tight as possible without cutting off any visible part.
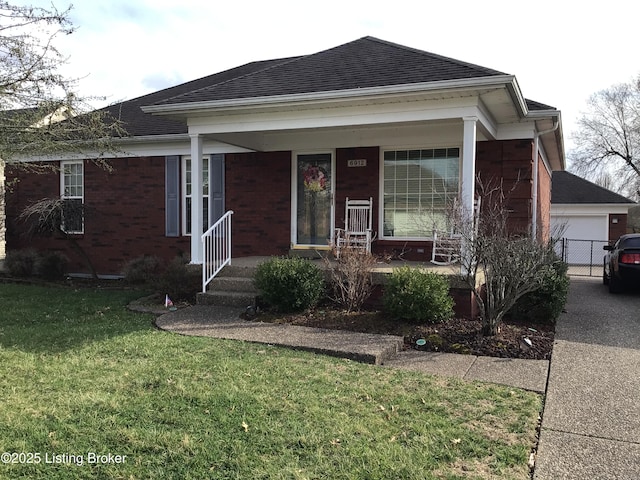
[551,171,636,265]
[6,36,565,278]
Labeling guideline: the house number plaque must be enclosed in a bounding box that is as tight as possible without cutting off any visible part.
[347,159,367,167]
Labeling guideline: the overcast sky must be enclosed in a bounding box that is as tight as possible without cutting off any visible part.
[16,0,640,154]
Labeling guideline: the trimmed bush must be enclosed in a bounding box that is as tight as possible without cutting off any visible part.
[383,266,454,324]
[37,251,68,281]
[5,249,40,277]
[123,255,162,284]
[153,257,201,303]
[508,259,569,324]
[254,257,325,312]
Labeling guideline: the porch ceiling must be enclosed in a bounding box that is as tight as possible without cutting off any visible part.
[204,118,469,152]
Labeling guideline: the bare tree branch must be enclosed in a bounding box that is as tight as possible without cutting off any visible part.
[0,2,127,165]
[570,77,640,199]
[454,177,562,336]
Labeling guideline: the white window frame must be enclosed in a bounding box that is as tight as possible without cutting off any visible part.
[182,156,210,236]
[380,147,461,240]
[60,160,84,234]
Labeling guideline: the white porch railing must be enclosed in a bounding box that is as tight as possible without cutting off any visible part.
[201,210,234,292]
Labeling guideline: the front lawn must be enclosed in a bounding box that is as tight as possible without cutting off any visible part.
[0,284,541,479]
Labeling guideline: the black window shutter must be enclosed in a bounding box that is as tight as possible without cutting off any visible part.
[165,156,180,237]
[210,154,225,223]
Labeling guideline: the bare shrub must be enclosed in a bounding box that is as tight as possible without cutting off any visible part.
[455,178,564,336]
[326,246,376,312]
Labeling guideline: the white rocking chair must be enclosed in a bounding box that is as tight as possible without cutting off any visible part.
[431,197,481,266]
[335,197,374,257]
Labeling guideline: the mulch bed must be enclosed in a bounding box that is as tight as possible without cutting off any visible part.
[251,308,554,360]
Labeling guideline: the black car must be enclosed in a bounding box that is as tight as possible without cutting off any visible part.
[603,234,640,293]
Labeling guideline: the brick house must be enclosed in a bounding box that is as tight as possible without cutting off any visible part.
[5,36,565,278]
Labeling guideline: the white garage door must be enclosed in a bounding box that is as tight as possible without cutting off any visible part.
[551,215,608,265]
[553,215,608,241]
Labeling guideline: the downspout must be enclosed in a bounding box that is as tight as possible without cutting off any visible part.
[532,119,559,239]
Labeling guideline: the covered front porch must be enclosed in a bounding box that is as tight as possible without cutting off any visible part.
[180,93,499,267]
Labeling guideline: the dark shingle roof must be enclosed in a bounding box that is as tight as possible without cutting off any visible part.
[155,36,507,106]
[101,57,296,137]
[552,171,635,204]
[101,36,552,138]
[526,98,556,111]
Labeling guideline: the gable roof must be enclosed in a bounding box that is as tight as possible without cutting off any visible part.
[154,36,507,106]
[103,36,558,138]
[552,171,635,204]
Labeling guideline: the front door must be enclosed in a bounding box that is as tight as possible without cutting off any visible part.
[294,153,334,248]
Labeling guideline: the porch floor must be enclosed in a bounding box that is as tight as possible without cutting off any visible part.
[224,256,481,289]
[228,255,461,273]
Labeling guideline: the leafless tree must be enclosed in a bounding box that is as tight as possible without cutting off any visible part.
[570,76,640,200]
[0,2,125,166]
[19,197,98,278]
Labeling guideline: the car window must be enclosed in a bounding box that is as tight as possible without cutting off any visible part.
[621,237,640,248]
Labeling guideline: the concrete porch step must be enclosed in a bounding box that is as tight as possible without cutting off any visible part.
[218,264,258,278]
[197,290,256,308]
[208,276,257,293]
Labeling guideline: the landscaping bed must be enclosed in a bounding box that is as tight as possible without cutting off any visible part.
[252,307,555,360]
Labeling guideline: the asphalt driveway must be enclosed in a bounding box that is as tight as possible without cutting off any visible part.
[534,277,640,479]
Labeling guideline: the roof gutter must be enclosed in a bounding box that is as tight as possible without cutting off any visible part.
[532,118,560,239]
[141,75,519,116]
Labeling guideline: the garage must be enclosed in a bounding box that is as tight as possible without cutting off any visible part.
[551,214,608,265]
[552,214,608,241]
[551,171,635,270]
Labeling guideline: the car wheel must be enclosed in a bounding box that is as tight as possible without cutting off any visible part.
[609,272,623,294]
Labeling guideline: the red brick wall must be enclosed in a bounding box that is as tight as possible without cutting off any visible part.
[225,151,292,256]
[537,158,552,240]
[5,138,547,274]
[335,147,380,233]
[609,214,628,242]
[476,139,534,234]
[6,158,189,275]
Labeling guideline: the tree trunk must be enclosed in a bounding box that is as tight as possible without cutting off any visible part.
[482,321,500,336]
[56,227,99,279]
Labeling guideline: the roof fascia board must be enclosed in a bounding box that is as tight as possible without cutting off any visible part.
[12,136,250,162]
[496,123,536,140]
[551,204,634,214]
[186,99,483,135]
[142,75,518,116]
[505,76,528,118]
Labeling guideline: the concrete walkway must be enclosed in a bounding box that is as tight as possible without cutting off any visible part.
[534,277,640,480]
[154,304,549,393]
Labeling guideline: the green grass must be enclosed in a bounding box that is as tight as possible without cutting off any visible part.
[0,283,542,479]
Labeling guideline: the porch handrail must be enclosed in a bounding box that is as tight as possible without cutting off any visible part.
[201,210,234,292]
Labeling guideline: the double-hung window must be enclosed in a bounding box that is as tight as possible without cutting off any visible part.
[382,148,460,238]
[182,157,209,235]
[60,161,84,234]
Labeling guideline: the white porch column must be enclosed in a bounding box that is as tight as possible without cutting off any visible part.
[190,133,204,264]
[460,117,477,276]
[461,116,477,215]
